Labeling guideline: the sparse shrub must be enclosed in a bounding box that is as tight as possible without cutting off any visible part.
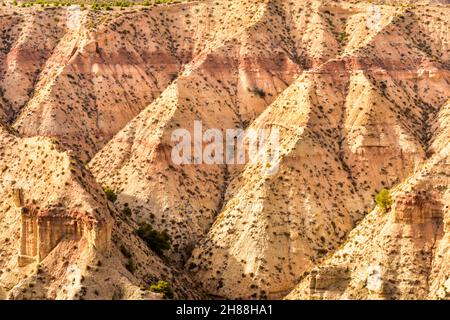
[120,245,132,258]
[122,205,132,217]
[148,280,174,299]
[103,186,117,202]
[376,188,393,212]
[91,2,99,10]
[125,258,136,274]
[136,223,171,255]
[249,86,266,98]
[338,31,348,43]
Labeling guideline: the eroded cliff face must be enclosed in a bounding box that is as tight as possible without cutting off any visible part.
[287,98,450,300]
[0,0,449,300]
[287,153,449,300]
[0,125,112,298]
[17,202,111,267]
[0,125,199,299]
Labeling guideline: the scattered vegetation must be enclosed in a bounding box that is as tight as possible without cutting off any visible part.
[136,223,171,255]
[148,280,174,299]
[120,244,132,258]
[9,0,184,10]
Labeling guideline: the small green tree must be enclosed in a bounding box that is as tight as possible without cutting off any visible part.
[148,280,174,299]
[376,188,393,212]
[103,186,117,203]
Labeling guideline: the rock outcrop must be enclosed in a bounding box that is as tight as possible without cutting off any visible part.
[18,202,111,267]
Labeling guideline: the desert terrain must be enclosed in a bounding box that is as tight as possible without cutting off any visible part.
[0,0,448,300]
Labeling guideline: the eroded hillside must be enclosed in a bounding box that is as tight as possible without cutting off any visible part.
[0,0,449,300]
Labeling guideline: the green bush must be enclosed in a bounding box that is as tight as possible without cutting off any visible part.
[338,32,348,43]
[136,223,171,255]
[122,205,132,217]
[376,188,393,212]
[148,280,174,299]
[103,186,117,203]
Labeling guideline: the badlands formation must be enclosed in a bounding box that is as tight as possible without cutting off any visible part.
[0,0,449,300]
